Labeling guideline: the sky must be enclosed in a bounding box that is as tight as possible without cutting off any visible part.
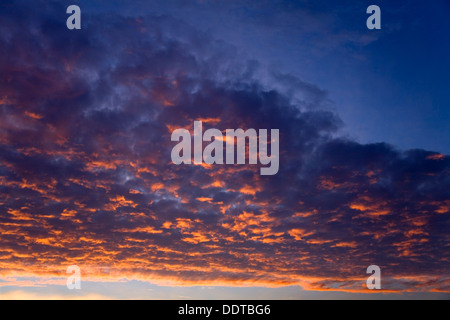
[0,0,449,299]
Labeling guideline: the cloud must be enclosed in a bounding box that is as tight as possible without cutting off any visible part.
[0,0,448,294]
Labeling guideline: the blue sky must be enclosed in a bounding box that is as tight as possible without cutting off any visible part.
[2,279,450,300]
[83,0,450,153]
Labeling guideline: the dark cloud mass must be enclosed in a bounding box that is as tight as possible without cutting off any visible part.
[0,1,448,292]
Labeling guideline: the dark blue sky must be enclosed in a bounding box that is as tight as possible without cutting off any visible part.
[80,0,450,153]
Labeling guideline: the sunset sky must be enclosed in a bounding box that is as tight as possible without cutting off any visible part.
[0,0,449,299]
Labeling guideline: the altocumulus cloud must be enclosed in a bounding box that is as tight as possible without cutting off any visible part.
[0,0,449,292]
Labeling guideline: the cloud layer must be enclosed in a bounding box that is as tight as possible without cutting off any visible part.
[0,1,448,293]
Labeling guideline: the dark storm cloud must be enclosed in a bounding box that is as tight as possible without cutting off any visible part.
[0,0,448,292]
